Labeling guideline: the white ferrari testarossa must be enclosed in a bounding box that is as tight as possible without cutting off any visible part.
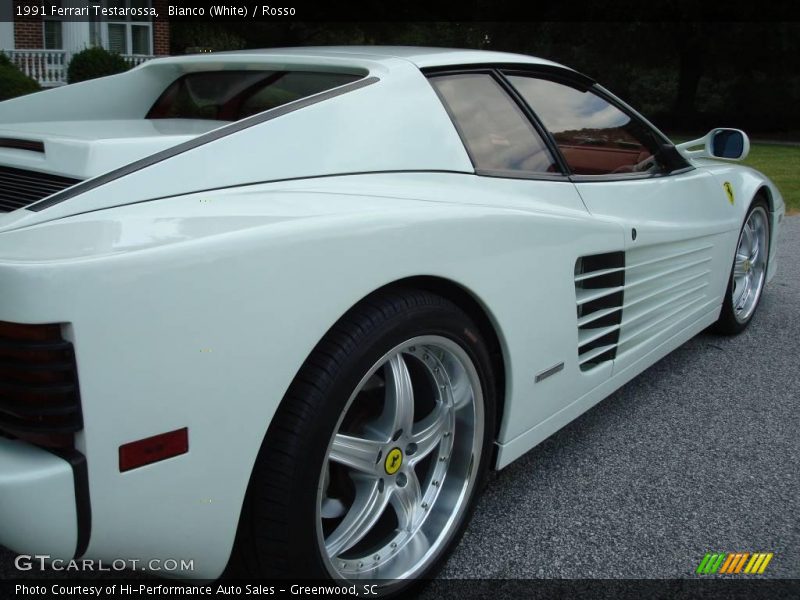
[0,47,784,591]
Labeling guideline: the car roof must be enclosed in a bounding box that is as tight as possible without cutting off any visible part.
[211,46,569,70]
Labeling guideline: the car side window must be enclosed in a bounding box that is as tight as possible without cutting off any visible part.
[507,75,664,176]
[430,74,559,174]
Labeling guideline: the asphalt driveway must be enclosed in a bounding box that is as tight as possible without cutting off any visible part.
[437,213,799,580]
[2,216,798,581]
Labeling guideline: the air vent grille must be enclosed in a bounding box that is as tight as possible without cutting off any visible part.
[616,243,713,359]
[0,165,81,213]
[575,252,625,371]
[576,243,715,371]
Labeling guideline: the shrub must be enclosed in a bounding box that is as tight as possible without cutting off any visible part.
[0,53,41,101]
[67,47,128,84]
[170,23,245,54]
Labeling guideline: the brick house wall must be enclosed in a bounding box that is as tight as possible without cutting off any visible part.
[13,1,44,50]
[153,0,169,55]
[10,0,169,55]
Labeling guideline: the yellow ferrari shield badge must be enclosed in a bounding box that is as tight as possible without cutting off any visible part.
[723,182,735,205]
[384,448,403,474]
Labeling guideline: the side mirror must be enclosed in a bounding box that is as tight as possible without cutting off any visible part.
[676,128,750,161]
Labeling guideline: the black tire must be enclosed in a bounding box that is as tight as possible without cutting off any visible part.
[227,289,496,592]
[713,197,770,335]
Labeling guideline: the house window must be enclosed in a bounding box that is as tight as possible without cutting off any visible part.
[89,1,102,47]
[106,0,153,55]
[43,0,63,50]
[43,21,63,50]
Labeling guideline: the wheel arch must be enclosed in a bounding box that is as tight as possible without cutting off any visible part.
[360,276,508,450]
[755,185,774,210]
[750,185,774,256]
[228,274,509,580]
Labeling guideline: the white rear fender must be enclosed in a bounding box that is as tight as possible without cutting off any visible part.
[0,184,619,578]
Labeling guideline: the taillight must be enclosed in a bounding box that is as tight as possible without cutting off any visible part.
[0,321,82,449]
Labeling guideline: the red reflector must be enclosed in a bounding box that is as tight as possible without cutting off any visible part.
[119,428,188,472]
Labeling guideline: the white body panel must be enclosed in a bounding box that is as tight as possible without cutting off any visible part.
[575,170,735,373]
[0,120,225,179]
[0,438,78,559]
[0,47,785,578]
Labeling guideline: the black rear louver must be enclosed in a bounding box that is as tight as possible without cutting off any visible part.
[0,165,81,213]
[0,321,82,448]
[575,252,625,371]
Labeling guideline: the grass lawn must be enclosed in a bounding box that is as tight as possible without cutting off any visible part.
[741,144,800,214]
[669,135,800,214]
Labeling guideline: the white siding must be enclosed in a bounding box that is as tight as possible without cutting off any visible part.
[0,1,14,51]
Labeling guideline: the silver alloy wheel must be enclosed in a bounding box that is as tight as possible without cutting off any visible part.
[315,335,484,581]
[732,206,769,323]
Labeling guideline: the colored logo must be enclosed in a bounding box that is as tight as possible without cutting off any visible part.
[723,182,735,205]
[696,552,773,575]
[384,448,403,475]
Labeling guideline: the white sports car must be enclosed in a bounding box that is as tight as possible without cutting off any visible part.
[0,47,785,590]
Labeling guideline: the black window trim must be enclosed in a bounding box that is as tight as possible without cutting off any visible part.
[473,168,571,182]
[423,62,596,90]
[426,67,572,183]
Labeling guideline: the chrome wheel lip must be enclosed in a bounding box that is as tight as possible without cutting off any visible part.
[732,206,769,324]
[315,335,484,583]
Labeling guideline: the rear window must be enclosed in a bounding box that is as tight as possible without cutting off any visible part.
[147,70,363,121]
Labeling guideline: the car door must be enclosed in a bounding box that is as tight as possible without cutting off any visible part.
[506,73,740,375]
[427,70,625,441]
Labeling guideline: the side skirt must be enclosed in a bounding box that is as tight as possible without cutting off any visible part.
[494,305,721,469]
